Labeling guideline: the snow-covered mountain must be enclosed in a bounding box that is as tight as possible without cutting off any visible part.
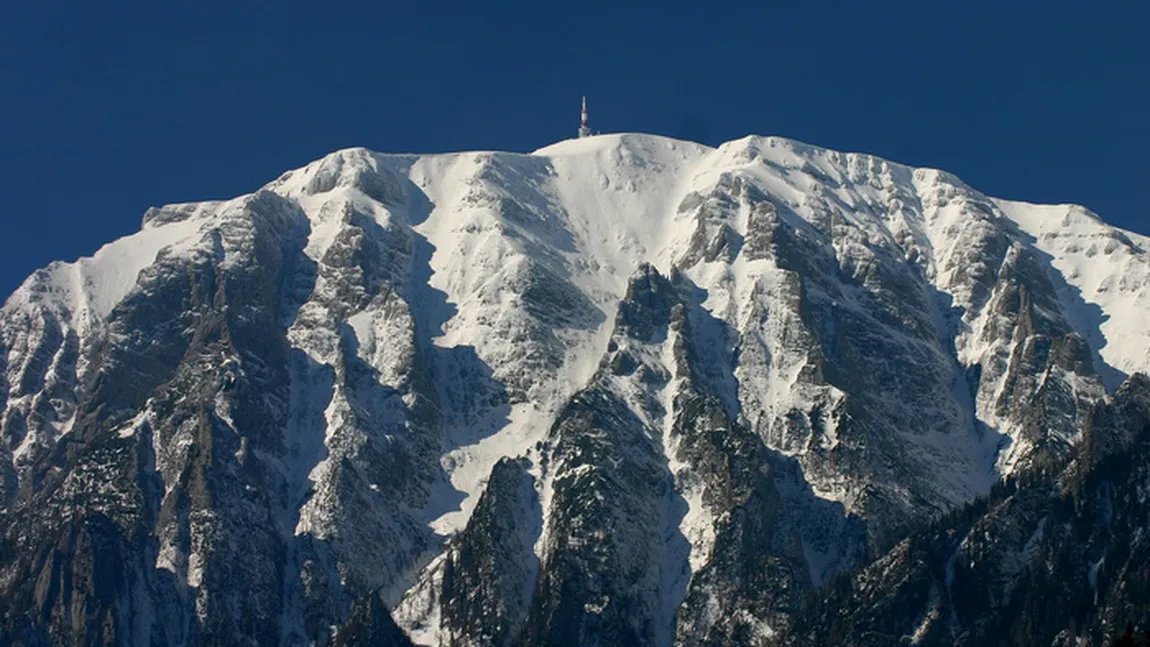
[1,133,1147,646]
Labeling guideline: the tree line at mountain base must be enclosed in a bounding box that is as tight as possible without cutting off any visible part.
[1111,621,1150,647]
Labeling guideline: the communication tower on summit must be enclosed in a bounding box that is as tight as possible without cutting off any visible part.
[578,96,592,138]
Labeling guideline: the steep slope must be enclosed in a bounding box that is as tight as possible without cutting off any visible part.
[786,375,1150,646]
[0,133,1147,645]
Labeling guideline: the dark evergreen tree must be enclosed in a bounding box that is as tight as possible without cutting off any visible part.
[1113,622,1137,647]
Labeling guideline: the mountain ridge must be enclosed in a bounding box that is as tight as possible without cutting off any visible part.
[1,132,1147,645]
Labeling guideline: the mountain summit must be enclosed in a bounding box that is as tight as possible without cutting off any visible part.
[2,133,1148,646]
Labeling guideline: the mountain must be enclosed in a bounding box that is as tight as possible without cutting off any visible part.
[0,133,1147,646]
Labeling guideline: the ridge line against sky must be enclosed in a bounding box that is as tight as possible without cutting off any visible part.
[1,0,1147,298]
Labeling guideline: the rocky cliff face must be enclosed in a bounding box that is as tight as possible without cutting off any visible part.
[1,134,1147,646]
[787,375,1150,647]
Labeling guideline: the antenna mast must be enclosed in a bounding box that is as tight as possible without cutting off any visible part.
[578,96,592,138]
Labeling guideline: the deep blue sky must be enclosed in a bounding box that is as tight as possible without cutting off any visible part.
[2,1,1148,298]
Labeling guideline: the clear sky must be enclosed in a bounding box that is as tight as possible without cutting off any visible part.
[1,1,1147,298]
